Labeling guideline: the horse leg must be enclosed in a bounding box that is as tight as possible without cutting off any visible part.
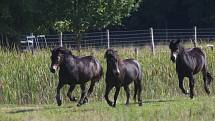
[202,67,210,95]
[189,76,195,99]
[113,86,120,107]
[56,82,64,106]
[77,83,87,106]
[123,85,130,106]
[137,81,142,106]
[104,84,114,107]
[67,85,77,102]
[84,81,96,104]
[178,75,189,95]
[133,83,138,103]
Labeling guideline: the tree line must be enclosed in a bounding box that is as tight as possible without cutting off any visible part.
[1,0,215,46]
[124,0,215,29]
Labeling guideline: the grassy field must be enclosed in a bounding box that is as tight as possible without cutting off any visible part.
[1,96,215,121]
[0,45,215,104]
[0,43,215,120]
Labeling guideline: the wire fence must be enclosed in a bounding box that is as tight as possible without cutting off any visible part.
[20,27,215,50]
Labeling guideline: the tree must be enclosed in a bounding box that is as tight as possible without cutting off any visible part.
[0,0,38,45]
[50,0,141,49]
[124,0,215,29]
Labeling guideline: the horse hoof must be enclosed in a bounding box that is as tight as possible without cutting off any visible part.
[112,103,116,107]
[138,103,142,106]
[107,101,113,107]
[206,90,210,95]
[77,103,82,107]
[83,98,88,104]
[70,97,77,102]
[57,100,62,106]
[190,95,194,99]
[185,90,190,94]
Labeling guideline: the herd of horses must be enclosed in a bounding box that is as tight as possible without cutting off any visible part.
[49,40,213,107]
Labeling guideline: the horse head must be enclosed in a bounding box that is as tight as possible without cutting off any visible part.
[169,39,181,62]
[104,49,120,76]
[50,47,72,73]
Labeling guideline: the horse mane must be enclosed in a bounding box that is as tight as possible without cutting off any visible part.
[178,43,186,54]
[105,49,120,60]
[170,39,186,54]
[53,47,73,56]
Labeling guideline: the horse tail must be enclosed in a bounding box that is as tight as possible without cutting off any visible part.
[133,60,143,105]
[133,60,142,92]
[137,63,142,82]
[94,59,103,82]
[99,66,104,80]
[207,72,213,85]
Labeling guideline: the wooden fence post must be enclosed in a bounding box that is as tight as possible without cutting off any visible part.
[59,32,63,47]
[194,26,198,47]
[150,27,155,55]
[107,29,110,48]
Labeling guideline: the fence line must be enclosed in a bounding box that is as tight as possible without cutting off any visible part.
[20,27,215,50]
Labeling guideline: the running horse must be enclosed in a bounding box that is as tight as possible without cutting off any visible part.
[50,47,103,106]
[169,40,213,98]
[104,49,143,107]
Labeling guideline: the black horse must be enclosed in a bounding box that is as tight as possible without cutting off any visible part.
[169,40,213,98]
[104,49,142,107]
[50,47,103,106]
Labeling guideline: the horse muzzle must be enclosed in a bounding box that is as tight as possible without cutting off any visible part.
[50,65,58,73]
[171,55,176,63]
[171,52,177,63]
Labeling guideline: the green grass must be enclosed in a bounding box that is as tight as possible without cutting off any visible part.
[1,96,215,121]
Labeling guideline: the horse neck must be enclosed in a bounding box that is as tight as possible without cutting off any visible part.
[61,54,76,67]
[177,45,188,62]
[106,60,112,71]
[178,44,185,55]
[106,59,123,71]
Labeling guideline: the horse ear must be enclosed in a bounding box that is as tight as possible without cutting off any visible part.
[104,49,113,58]
[104,50,109,58]
[175,39,181,44]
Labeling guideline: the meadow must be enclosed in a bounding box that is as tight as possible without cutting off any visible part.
[0,43,215,121]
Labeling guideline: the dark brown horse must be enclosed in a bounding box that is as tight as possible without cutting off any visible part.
[104,49,142,107]
[169,40,213,98]
[50,47,103,106]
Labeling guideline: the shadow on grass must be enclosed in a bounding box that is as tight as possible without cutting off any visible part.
[143,99,176,104]
[5,99,179,114]
[7,109,36,114]
[6,104,108,114]
[108,98,178,107]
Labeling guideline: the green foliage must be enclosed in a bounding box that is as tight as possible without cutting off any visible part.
[51,0,141,33]
[0,0,141,45]
[54,21,71,33]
